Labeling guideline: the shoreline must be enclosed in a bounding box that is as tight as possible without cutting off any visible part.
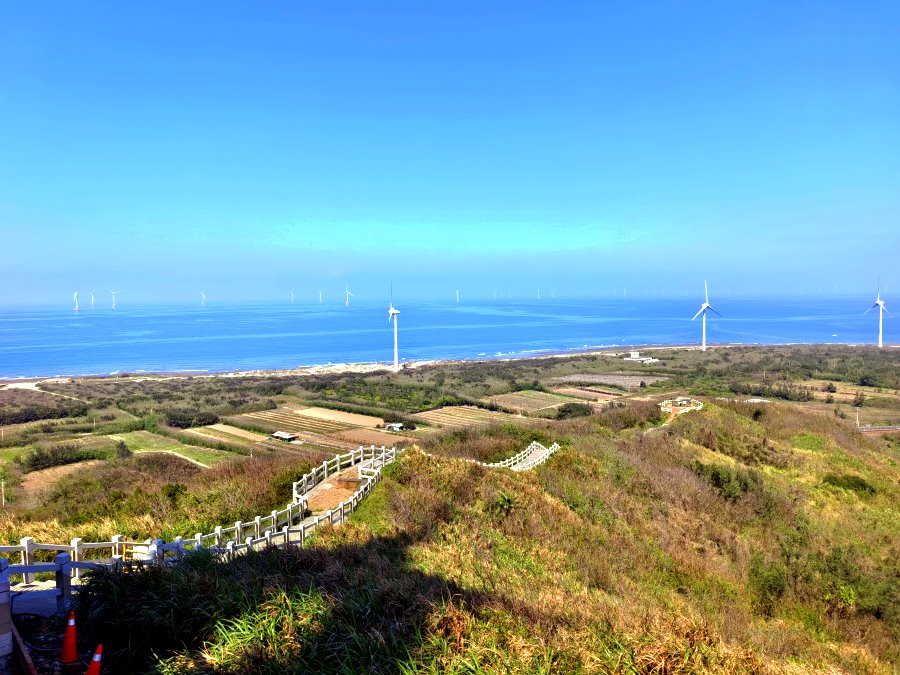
[1,342,892,385]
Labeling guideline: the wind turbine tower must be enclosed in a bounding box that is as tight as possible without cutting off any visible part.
[691,280,721,352]
[109,290,118,310]
[73,291,79,312]
[290,289,294,304]
[318,290,323,304]
[90,291,95,309]
[201,290,206,306]
[388,286,400,371]
[456,289,460,304]
[866,283,889,349]
[344,286,353,307]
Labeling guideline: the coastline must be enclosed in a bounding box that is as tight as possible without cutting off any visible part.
[1,342,891,385]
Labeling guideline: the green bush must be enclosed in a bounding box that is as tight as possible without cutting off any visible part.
[556,402,593,419]
[823,473,876,496]
[748,553,788,617]
[692,460,762,500]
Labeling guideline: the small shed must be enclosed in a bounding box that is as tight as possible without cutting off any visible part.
[272,431,298,442]
[384,422,404,432]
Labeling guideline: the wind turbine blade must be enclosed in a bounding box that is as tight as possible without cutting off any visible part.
[691,308,704,321]
[704,279,709,304]
[708,307,723,318]
[864,307,873,315]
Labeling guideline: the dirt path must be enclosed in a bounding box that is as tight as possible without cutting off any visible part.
[305,465,362,512]
[133,450,210,468]
[18,460,104,507]
[1,381,89,403]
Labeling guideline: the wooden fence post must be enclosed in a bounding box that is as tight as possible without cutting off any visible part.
[234,521,242,540]
[112,534,124,560]
[0,558,12,659]
[194,533,203,550]
[254,516,262,539]
[281,525,290,546]
[214,526,223,547]
[19,537,34,584]
[265,530,273,548]
[54,552,71,616]
[70,537,83,580]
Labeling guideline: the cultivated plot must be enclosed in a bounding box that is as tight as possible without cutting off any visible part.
[483,390,575,414]
[112,430,238,466]
[550,373,668,389]
[413,405,521,429]
[296,407,384,427]
[228,408,356,435]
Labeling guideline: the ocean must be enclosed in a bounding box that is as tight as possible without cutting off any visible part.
[0,298,890,380]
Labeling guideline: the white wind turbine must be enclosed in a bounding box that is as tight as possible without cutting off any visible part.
[344,286,353,307]
[290,289,294,304]
[73,291,79,312]
[537,288,541,301]
[90,291,95,309]
[109,290,118,310]
[865,282,889,349]
[456,289,460,304]
[691,280,721,352]
[318,290,323,304]
[388,285,400,371]
[201,289,206,306]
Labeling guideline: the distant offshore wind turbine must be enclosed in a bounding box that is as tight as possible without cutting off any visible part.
[344,286,353,307]
[73,291,79,312]
[318,290,323,304]
[456,289,460,304]
[865,282,888,349]
[201,289,206,306]
[691,280,721,352]
[388,285,400,371]
[89,291,95,309]
[109,290,118,310]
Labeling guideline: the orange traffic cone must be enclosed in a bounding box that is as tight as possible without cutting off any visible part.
[85,644,103,675]
[60,610,79,664]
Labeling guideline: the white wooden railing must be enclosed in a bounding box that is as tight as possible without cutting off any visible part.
[0,444,400,658]
[479,441,561,471]
[0,445,397,585]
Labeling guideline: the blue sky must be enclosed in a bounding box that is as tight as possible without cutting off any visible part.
[1,2,898,304]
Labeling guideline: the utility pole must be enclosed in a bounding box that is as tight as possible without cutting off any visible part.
[1,481,6,507]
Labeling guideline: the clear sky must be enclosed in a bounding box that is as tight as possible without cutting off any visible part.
[1,2,898,305]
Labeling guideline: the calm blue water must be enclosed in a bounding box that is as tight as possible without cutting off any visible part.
[0,298,891,379]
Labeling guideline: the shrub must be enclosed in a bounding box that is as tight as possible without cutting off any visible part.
[749,553,788,617]
[692,460,762,501]
[164,409,219,428]
[14,443,109,473]
[556,402,593,419]
[823,473,876,496]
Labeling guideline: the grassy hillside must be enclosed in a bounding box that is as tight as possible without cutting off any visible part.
[75,399,899,673]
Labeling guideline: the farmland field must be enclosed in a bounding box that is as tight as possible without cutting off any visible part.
[550,373,668,389]
[227,409,356,435]
[483,389,575,413]
[296,407,383,427]
[112,431,239,466]
[335,428,413,447]
[412,405,522,429]
[550,386,622,402]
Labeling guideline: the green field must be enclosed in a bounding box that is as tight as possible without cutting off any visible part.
[112,431,240,466]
